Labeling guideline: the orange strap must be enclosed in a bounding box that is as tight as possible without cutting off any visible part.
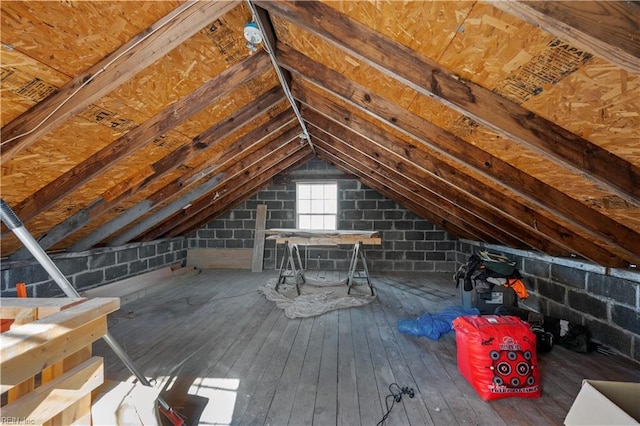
[505,279,529,299]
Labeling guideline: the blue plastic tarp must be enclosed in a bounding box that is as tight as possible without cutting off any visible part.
[397,306,480,340]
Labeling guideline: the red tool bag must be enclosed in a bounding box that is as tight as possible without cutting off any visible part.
[452,315,541,400]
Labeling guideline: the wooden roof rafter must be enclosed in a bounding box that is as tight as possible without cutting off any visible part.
[1,0,241,160]
[70,113,300,251]
[489,1,640,74]
[301,105,625,266]
[141,140,313,241]
[275,44,639,266]
[258,0,640,205]
[309,127,528,249]
[175,151,315,239]
[2,51,273,234]
[9,87,289,259]
[314,146,485,244]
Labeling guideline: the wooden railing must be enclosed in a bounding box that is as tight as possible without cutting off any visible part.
[0,297,120,425]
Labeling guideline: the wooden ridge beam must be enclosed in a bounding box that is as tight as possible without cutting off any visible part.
[277,44,639,266]
[9,89,288,259]
[258,0,640,204]
[142,141,312,240]
[176,151,315,238]
[490,1,640,74]
[4,51,272,234]
[1,1,240,160]
[298,90,628,267]
[306,119,565,255]
[314,146,480,243]
[70,116,299,251]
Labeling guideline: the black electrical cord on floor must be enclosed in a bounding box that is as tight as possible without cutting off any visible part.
[376,383,415,426]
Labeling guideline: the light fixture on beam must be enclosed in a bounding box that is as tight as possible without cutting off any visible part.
[244,21,263,54]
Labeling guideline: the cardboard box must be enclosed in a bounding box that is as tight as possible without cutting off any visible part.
[564,380,640,425]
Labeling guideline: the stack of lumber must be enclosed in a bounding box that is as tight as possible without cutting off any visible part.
[0,297,119,424]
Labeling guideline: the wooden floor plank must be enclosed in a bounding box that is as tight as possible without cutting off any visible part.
[313,310,339,426]
[92,269,640,426]
[371,288,435,426]
[337,308,360,426]
[375,278,465,426]
[229,313,291,421]
[264,318,314,425]
[238,318,302,425]
[288,315,325,426]
[349,307,384,426]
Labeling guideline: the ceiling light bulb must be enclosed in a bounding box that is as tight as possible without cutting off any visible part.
[244,22,263,48]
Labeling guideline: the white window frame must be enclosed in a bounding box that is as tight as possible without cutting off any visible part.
[296,181,338,230]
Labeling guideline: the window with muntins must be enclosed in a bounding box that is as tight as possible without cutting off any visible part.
[296,182,337,230]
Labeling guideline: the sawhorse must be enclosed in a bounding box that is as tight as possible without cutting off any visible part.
[347,242,374,296]
[276,241,305,295]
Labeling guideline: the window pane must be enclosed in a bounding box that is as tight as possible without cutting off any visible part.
[324,215,336,230]
[310,215,324,229]
[299,199,311,214]
[311,184,324,199]
[299,215,311,229]
[324,199,337,214]
[298,184,311,199]
[325,184,337,199]
[311,199,324,213]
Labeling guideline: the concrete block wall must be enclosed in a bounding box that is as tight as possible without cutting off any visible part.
[458,240,640,362]
[189,160,458,272]
[0,238,187,298]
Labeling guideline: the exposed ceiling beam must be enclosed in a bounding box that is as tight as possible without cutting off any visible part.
[258,0,640,205]
[309,129,520,248]
[10,87,288,259]
[299,90,631,267]
[70,114,299,252]
[176,151,315,237]
[278,44,640,266]
[106,171,227,248]
[305,112,575,257]
[293,84,638,266]
[1,0,241,160]
[115,133,305,244]
[142,140,312,240]
[3,51,272,234]
[315,146,482,243]
[490,1,640,74]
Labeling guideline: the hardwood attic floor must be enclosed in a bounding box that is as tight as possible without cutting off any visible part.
[93,269,640,426]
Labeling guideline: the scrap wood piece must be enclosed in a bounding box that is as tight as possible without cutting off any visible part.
[252,204,268,272]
